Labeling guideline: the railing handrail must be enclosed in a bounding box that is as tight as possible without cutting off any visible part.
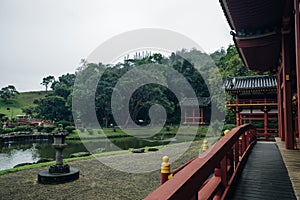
[229,99,277,104]
[145,124,256,200]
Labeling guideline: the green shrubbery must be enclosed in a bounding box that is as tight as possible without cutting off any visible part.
[87,128,94,135]
[0,125,76,135]
[165,126,171,132]
[222,123,236,131]
[65,126,76,134]
[56,120,72,128]
[0,128,13,134]
[13,125,33,132]
[0,126,33,134]
[36,126,44,132]
[41,126,56,133]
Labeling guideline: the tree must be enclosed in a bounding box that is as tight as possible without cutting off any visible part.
[211,44,259,124]
[34,96,71,121]
[0,85,19,102]
[214,44,257,79]
[34,73,76,122]
[41,75,55,91]
[51,73,76,99]
[22,105,37,118]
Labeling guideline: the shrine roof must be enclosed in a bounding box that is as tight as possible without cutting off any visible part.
[179,97,211,107]
[219,0,284,72]
[224,75,277,92]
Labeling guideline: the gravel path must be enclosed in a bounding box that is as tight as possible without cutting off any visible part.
[0,142,202,200]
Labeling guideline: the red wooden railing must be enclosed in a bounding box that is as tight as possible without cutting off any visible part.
[145,124,256,200]
[228,99,277,105]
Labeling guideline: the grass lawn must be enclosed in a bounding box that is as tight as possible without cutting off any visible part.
[68,125,208,140]
[0,91,47,119]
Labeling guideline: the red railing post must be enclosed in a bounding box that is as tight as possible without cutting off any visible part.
[145,124,257,200]
[161,156,170,184]
[234,141,239,168]
[227,148,234,179]
[246,131,250,147]
[241,133,246,154]
[213,157,227,200]
[220,157,228,187]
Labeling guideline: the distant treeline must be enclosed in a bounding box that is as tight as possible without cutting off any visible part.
[22,45,256,127]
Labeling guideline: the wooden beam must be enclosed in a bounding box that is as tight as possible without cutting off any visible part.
[277,73,284,141]
[294,0,300,145]
[282,32,294,149]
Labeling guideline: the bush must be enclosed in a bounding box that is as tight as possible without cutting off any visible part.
[13,126,33,133]
[165,126,171,132]
[198,126,208,137]
[87,128,94,135]
[65,126,76,134]
[0,128,13,134]
[222,124,236,131]
[78,127,85,132]
[43,126,56,133]
[56,120,72,128]
[36,126,44,132]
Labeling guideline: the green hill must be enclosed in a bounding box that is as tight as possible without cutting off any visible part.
[0,91,48,119]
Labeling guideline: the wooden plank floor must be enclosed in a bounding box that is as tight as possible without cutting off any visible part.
[229,142,296,200]
[276,138,300,199]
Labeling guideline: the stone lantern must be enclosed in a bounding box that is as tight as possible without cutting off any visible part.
[38,125,79,184]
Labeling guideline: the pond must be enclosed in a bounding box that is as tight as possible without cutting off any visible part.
[0,133,201,170]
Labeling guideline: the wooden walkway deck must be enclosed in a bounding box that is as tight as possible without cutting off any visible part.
[229,142,296,200]
[276,138,300,199]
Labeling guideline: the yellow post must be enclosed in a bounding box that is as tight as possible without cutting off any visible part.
[202,139,208,152]
[161,156,170,184]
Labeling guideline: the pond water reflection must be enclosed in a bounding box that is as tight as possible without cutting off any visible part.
[0,133,200,171]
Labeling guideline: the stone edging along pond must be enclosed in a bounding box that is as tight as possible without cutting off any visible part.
[0,132,52,142]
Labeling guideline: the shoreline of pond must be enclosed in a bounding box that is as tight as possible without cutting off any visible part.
[0,131,204,143]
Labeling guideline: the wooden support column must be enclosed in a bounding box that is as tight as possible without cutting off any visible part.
[294,0,300,144]
[263,106,269,140]
[236,111,240,126]
[235,94,240,126]
[200,107,204,123]
[282,32,294,149]
[184,109,187,124]
[192,108,195,124]
[278,74,284,140]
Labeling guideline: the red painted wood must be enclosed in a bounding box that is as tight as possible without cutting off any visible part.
[282,33,294,149]
[198,176,221,200]
[234,141,239,168]
[161,173,169,185]
[295,0,300,147]
[172,157,198,176]
[241,134,246,155]
[230,98,277,141]
[145,124,256,200]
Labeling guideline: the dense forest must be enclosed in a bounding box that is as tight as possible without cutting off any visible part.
[20,45,257,127]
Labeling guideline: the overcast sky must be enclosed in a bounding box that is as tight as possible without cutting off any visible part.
[0,0,232,92]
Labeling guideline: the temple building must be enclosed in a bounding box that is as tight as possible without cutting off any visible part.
[220,0,300,149]
[224,75,278,140]
[180,97,210,125]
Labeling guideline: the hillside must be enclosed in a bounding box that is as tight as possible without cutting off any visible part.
[0,91,48,119]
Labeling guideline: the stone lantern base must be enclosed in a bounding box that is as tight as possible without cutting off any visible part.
[49,164,70,174]
[38,129,79,184]
[37,167,79,184]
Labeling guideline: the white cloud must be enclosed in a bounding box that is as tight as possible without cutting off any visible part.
[0,0,232,91]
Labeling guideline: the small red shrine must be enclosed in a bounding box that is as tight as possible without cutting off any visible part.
[224,75,278,140]
[180,97,210,125]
